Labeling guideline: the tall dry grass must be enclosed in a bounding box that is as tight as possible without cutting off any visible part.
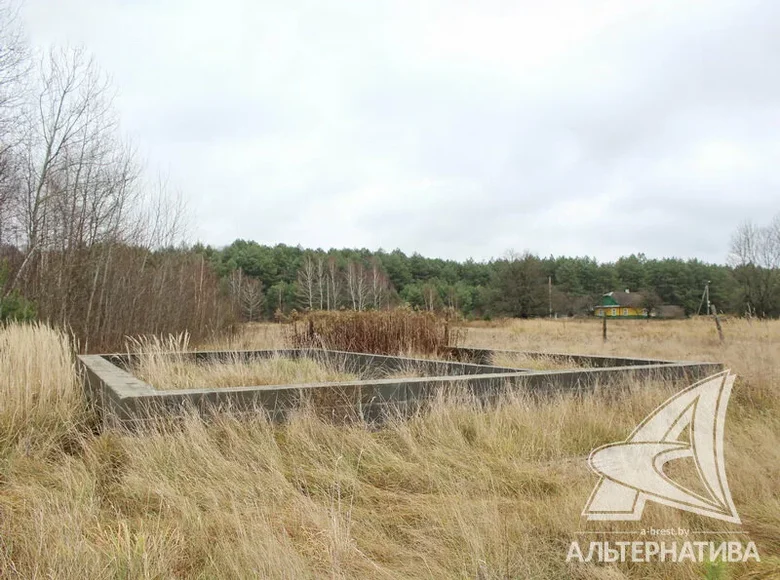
[0,323,88,450]
[0,319,777,578]
[465,316,780,412]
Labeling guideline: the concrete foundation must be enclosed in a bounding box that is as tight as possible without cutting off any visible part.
[78,348,723,428]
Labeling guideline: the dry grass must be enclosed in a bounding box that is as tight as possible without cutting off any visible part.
[0,322,88,450]
[128,334,357,389]
[0,318,777,578]
[462,316,775,364]
[138,357,358,390]
[205,321,285,350]
[464,316,780,412]
[491,352,581,371]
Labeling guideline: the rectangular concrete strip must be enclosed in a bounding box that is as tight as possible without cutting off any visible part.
[77,347,724,428]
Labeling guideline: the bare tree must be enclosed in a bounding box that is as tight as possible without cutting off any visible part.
[326,255,341,309]
[229,270,263,322]
[369,256,390,309]
[422,282,439,311]
[345,259,368,311]
[0,144,22,245]
[729,214,780,317]
[0,1,28,247]
[297,253,317,310]
[228,267,243,311]
[131,174,189,249]
[0,1,29,136]
[315,253,325,310]
[0,32,224,349]
[444,284,459,310]
[5,47,119,295]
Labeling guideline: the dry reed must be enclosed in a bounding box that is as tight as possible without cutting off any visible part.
[286,309,466,355]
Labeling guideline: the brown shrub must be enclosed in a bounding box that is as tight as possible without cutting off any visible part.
[285,309,466,355]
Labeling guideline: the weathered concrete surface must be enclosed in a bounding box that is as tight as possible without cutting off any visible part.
[79,354,157,425]
[109,349,525,378]
[78,347,724,428]
[441,346,691,368]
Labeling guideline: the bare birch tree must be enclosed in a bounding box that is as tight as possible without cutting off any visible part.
[369,257,390,309]
[315,253,325,310]
[297,253,317,310]
[327,255,341,309]
[346,259,368,311]
[241,276,264,321]
[6,48,117,295]
[422,282,439,311]
[230,269,263,321]
[729,214,780,316]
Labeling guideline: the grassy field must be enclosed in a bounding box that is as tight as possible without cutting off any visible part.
[0,318,778,578]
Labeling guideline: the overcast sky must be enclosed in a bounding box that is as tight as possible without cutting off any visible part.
[20,0,780,263]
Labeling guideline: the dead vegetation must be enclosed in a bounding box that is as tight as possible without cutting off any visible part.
[491,351,582,371]
[285,308,465,355]
[0,319,777,578]
[127,334,358,389]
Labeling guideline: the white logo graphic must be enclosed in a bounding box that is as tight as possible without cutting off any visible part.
[583,371,740,524]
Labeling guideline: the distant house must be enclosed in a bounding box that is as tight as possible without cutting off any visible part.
[594,290,648,319]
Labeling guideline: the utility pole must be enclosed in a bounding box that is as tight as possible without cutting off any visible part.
[697,281,711,316]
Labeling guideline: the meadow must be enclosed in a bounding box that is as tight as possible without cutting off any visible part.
[0,317,777,579]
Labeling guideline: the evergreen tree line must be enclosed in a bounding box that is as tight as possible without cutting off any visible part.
[201,213,780,321]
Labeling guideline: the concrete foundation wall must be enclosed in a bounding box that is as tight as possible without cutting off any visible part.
[108,349,525,378]
[441,346,688,368]
[78,348,724,428]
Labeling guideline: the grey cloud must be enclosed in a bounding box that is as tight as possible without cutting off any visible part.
[20,0,780,264]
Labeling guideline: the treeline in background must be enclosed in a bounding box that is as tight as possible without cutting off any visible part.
[201,218,780,325]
